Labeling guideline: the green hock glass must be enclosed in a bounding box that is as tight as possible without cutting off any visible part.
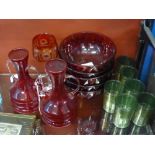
[115,56,136,72]
[132,92,155,127]
[113,94,137,128]
[116,66,137,84]
[123,79,145,96]
[103,80,122,113]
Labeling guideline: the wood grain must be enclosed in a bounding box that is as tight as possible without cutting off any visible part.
[0,19,141,73]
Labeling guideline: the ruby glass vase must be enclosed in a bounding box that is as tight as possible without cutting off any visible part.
[36,59,79,134]
[7,48,39,115]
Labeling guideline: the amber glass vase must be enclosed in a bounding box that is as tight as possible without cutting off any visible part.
[8,48,39,115]
[39,59,79,134]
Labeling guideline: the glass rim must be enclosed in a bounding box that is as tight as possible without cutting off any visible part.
[124,78,144,83]
[116,56,135,65]
[104,80,122,94]
[115,93,137,109]
[32,33,58,50]
[118,66,137,82]
[116,56,135,72]
[137,92,155,108]
[119,65,137,74]
[8,48,29,62]
[45,58,67,74]
[123,78,145,91]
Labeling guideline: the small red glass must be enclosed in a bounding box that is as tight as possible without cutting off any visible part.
[35,59,79,134]
[32,33,58,62]
[7,48,39,115]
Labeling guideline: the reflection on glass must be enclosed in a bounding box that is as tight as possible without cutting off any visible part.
[100,111,113,134]
[103,80,122,113]
[113,94,137,128]
[132,92,155,127]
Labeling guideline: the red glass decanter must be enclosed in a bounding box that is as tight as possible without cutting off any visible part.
[8,48,39,115]
[39,59,79,134]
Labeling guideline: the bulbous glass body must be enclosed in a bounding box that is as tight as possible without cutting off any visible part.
[40,59,78,134]
[8,48,38,115]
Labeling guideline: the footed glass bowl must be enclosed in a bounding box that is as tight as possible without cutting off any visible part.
[59,32,116,73]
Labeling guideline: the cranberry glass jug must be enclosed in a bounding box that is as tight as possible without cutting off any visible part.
[36,59,79,134]
[7,48,39,115]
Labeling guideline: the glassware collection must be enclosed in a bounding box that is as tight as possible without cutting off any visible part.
[101,56,155,135]
[0,31,154,135]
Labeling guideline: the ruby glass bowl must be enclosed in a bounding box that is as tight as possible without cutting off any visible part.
[65,79,104,92]
[67,69,112,86]
[67,65,113,78]
[59,32,116,73]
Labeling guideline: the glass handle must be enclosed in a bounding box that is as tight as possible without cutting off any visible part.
[34,74,51,115]
[35,74,50,97]
[25,65,39,79]
[6,59,18,83]
[26,65,39,78]
[65,75,80,96]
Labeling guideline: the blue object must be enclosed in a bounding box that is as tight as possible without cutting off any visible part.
[139,20,155,84]
[0,93,3,105]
